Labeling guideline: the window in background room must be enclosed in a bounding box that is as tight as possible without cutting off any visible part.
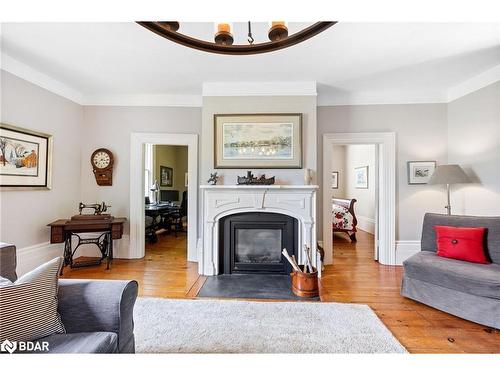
[144,143,153,201]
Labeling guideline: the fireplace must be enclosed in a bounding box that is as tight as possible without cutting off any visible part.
[200,184,318,276]
[219,212,298,275]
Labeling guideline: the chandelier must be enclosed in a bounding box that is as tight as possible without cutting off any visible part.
[137,21,336,55]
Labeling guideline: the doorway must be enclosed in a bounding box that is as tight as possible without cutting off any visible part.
[144,144,188,243]
[322,132,396,265]
[129,133,198,262]
[330,144,379,260]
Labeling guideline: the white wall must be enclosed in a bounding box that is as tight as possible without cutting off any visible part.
[201,96,317,186]
[318,104,448,243]
[447,81,500,215]
[0,71,83,249]
[344,144,376,234]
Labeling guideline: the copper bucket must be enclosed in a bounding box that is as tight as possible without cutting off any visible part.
[291,266,319,298]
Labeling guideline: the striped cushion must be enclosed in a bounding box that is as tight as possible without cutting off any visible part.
[0,257,65,342]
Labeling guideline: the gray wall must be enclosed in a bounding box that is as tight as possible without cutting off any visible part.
[201,96,317,186]
[331,145,346,198]
[3,69,498,257]
[81,106,201,233]
[317,104,449,241]
[448,81,500,215]
[0,71,83,248]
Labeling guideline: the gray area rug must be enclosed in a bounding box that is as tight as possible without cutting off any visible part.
[134,297,407,353]
[197,274,319,301]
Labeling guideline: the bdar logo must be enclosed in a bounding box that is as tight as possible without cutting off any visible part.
[1,339,17,354]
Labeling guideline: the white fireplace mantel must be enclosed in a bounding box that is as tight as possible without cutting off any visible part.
[199,185,319,276]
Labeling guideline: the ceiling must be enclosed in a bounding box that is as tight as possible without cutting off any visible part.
[1,22,499,105]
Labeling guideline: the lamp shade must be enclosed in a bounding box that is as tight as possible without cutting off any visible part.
[428,164,471,185]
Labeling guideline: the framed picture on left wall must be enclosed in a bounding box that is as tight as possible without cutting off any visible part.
[0,123,52,189]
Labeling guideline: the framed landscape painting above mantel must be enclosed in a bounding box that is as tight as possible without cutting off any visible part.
[214,113,302,169]
[0,123,52,189]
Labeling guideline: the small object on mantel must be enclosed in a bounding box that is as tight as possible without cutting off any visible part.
[207,172,219,185]
[237,171,275,185]
[304,168,313,185]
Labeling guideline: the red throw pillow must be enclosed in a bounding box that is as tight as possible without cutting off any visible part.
[434,225,489,264]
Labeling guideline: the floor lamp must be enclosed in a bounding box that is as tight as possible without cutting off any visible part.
[428,164,471,215]
[150,180,159,205]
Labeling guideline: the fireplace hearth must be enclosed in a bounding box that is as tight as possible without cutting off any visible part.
[219,212,298,275]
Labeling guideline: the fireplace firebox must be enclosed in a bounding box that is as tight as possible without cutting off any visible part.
[219,212,298,275]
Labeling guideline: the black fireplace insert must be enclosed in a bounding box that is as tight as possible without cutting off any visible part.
[219,212,298,275]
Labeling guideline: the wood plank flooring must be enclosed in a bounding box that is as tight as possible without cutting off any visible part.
[61,229,500,353]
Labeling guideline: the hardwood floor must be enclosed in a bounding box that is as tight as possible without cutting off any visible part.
[325,230,499,353]
[61,229,500,354]
[63,232,202,298]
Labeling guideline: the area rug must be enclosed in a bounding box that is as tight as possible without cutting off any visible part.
[197,274,319,301]
[133,298,407,353]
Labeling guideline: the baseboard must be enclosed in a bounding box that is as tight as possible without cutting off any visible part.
[395,240,420,265]
[15,235,131,276]
[356,215,375,235]
[16,242,62,276]
[64,234,131,259]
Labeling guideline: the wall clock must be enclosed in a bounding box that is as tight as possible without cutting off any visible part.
[91,148,114,186]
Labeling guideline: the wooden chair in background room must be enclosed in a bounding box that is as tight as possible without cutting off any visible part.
[169,191,187,237]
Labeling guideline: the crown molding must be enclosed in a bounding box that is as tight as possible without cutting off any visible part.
[1,53,84,104]
[447,64,500,102]
[202,81,317,97]
[1,53,202,107]
[3,52,498,107]
[317,89,448,106]
[82,94,202,107]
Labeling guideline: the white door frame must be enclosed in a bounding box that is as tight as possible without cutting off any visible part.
[130,133,198,261]
[322,132,396,265]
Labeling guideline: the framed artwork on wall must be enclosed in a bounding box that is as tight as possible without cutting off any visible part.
[407,161,436,184]
[355,166,369,189]
[160,165,173,187]
[332,171,339,189]
[0,123,52,189]
[214,113,302,169]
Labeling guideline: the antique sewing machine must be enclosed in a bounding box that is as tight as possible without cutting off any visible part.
[48,201,126,274]
[78,201,111,215]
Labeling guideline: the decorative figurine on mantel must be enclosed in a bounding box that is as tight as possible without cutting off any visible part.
[237,171,275,185]
[207,172,219,185]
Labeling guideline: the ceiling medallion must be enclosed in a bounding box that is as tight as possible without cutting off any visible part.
[137,21,337,55]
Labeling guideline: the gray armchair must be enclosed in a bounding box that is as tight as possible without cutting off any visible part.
[0,243,138,353]
[401,213,500,329]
